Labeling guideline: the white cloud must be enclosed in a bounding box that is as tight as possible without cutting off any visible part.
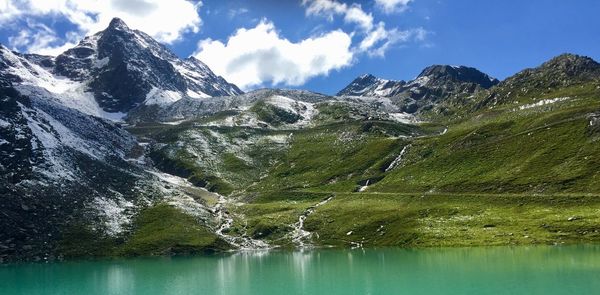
[194,20,353,89]
[194,0,427,88]
[303,0,373,30]
[228,7,249,19]
[6,20,80,55]
[302,0,424,55]
[375,0,413,13]
[361,25,428,57]
[0,0,202,54]
[344,4,374,31]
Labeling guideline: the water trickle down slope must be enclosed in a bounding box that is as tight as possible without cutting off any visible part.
[212,195,270,250]
[385,145,410,172]
[290,196,334,248]
[148,170,269,250]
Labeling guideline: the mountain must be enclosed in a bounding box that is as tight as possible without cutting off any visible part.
[339,65,499,116]
[477,53,600,108]
[0,78,234,261]
[0,18,246,262]
[2,15,600,263]
[1,18,242,121]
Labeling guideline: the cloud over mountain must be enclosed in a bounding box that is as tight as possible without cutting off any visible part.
[195,0,426,89]
[194,20,353,89]
[0,0,202,55]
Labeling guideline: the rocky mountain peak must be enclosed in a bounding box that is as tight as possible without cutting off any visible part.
[337,74,405,97]
[337,64,499,115]
[107,17,130,31]
[539,53,600,76]
[477,53,600,109]
[27,18,242,115]
[417,65,499,89]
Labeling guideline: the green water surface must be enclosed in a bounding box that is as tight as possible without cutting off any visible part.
[1,245,599,295]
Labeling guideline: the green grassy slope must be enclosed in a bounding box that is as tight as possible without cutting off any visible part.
[59,204,228,258]
[235,83,600,248]
[375,84,600,194]
[122,68,600,251]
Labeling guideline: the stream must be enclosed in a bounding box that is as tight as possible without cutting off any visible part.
[290,196,334,248]
[211,194,270,250]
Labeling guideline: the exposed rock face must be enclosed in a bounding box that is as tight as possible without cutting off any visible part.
[53,18,242,113]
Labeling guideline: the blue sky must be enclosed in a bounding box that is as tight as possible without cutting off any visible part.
[1,0,599,95]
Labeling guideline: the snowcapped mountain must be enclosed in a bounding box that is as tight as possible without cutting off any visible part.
[338,65,499,116]
[0,19,247,259]
[0,18,242,121]
[337,74,406,97]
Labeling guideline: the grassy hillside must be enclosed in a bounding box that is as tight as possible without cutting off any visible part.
[375,84,600,194]
[120,59,600,252]
[231,82,600,248]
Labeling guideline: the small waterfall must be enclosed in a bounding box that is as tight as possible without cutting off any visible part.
[290,196,334,248]
[212,194,270,250]
[358,179,370,192]
[385,145,409,172]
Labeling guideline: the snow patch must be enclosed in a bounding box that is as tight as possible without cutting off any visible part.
[144,87,183,105]
[0,118,11,128]
[266,95,316,127]
[389,112,419,124]
[409,75,431,87]
[186,89,209,99]
[19,103,108,180]
[93,56,109,68]
[517,97,570,110]
[91,196,135,236]
[2,48,124,122]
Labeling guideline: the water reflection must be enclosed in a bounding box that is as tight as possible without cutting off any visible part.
[1,245,600,295]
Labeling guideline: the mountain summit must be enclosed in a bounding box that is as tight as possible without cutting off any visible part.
[337,74,406,97]
[2,17,242,118]
[58,17,242,113]
[416,65,499,89]
[478,53,600,108]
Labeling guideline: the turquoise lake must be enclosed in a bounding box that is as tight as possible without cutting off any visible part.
[1,245,599,295]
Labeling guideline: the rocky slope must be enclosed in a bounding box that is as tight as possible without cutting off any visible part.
[0,80,144,261]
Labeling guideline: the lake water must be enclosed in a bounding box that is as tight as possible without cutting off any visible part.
[1,245,599,295]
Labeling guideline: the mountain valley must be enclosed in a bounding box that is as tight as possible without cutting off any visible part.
[1,18,600,263]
